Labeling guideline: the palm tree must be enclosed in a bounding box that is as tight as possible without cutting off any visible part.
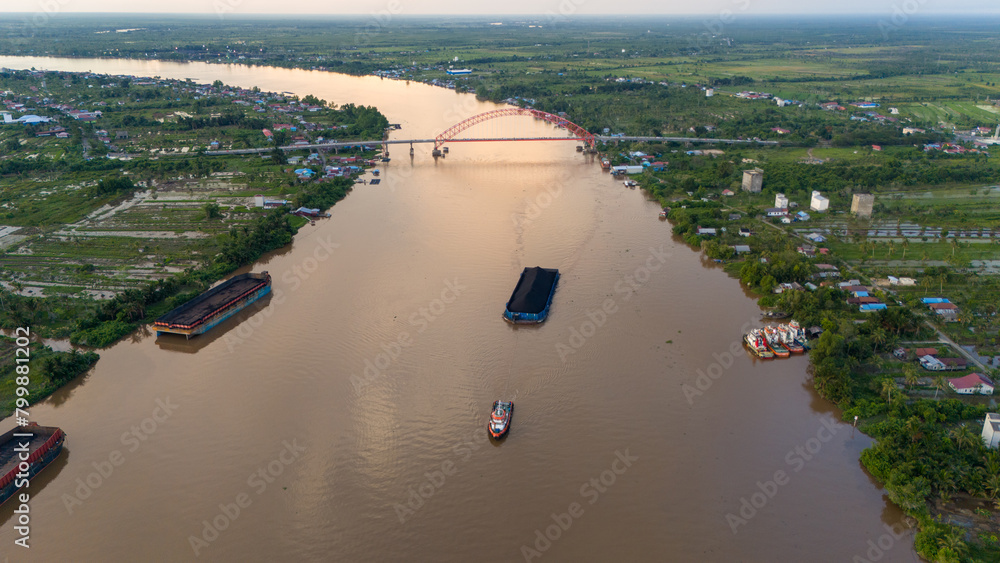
[937,530,968,559]
[950,424,977,452]
[986,474,1000,501]
[871,327,888,351]
[887,240,896,258]
[950,237,959,257]
[933,375,949,399]
[881,379,897,403]
[984,451,1000,476]
[903,364,919,389]
[901,238,909,260]
[937,467,956,501]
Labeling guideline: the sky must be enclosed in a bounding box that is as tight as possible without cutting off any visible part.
[2,0,998,16]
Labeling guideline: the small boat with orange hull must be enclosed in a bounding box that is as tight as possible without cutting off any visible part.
[764,327,791,358]
[488,401,513,440]
[778,325,805,354]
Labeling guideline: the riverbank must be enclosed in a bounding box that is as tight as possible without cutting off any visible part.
[658,196,1000,561]
[0,65,387,420]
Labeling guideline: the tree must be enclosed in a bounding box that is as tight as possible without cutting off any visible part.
[950,424,977,452]
[933,375,948,399]
[203,202,221,220]
[901,238,909,260]
[871,327,888,351]
[881,378,897,403]
[903,364,919,389]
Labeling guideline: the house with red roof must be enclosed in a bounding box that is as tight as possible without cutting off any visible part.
[949,373,994,395]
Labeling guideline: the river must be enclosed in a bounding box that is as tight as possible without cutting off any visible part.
[0,56,919,562]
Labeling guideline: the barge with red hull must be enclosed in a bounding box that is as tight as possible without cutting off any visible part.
[0,423,65,506]
[154,271,271,338]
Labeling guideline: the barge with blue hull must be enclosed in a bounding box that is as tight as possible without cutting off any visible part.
[0,423,65,506]
[503,267,560,324]
[154,271,271,338]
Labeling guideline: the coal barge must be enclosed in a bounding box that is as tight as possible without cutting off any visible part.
[0,424,65,506]
[154,271,271,338]
[503,267,560,324]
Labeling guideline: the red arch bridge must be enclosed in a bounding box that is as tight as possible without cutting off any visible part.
[202,109,778,156]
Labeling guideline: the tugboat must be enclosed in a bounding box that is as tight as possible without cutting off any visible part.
[764,327,791,358]
[743,328,774,359]
[789,320,810,350]
[488,401,513,440]
[779,324,805,354]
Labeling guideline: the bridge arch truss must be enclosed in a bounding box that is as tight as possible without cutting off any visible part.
[434,108,595,150]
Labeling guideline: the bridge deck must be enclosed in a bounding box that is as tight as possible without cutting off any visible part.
[201,136,776,156]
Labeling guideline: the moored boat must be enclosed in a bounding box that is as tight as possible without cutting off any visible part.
[154,272,271,338]
[488,401,513,439]
[764,327,791,358]
[789,320,810,350]
[0,423,65,507]
[778,325,805,354]
[743,329,774,359]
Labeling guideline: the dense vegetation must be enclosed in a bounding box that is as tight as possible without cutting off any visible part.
[0,337,99,418]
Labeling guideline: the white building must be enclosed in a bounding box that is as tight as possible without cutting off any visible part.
[706,88,714,97]
[775,193,789,209]
[983,413,1000,449]
[810,191,829,212]
[949,373,995,395]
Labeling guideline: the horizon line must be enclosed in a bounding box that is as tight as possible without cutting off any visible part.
[1,11,999,16]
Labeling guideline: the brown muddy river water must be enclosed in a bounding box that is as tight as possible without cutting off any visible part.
[0,56,919,562]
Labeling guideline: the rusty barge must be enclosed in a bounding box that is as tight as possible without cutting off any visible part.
[154,272,271,338]
[0,424,65,506]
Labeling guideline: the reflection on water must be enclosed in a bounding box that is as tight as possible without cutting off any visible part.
[0,55,918,562]
[154,293,274,355]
